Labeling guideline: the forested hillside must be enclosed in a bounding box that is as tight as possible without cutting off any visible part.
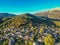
[0,13,56,29]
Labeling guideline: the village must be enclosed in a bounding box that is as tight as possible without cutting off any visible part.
[0,26,60,45]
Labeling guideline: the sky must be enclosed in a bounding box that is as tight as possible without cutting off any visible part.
[0,0,60,14]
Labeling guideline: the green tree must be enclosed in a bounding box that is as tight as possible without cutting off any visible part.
[3,39,9,45]
[44,34,55,45]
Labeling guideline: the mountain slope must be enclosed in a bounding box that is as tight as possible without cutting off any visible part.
[0,13,16,18]
[0,13,56,29]
[35,9,60,19]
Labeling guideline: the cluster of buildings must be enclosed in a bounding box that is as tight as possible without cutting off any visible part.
[0,26,60,45]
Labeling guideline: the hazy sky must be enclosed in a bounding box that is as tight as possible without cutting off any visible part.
[0,0,60,14]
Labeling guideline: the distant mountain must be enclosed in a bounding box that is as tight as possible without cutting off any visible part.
[35,8,60,19]
[0,13,16,18]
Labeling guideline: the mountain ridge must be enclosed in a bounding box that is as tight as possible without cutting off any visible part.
[35,8,60,19]
[0,13,56,29]
[0,13,16,18]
